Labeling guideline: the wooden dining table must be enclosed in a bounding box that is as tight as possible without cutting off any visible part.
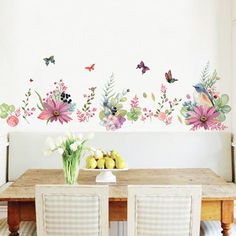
[1,168,236,236]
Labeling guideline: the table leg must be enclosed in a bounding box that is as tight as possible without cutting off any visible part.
[221,200,234,236]
[8,201,20,236]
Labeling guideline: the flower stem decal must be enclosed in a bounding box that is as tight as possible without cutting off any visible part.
[21,88,35,123]
[77,87,97,122]
[127,95,142,122]
[0,87,35,127]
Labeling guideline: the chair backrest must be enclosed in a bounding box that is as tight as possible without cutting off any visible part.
[35,185,109,236]
[128,185,202,236]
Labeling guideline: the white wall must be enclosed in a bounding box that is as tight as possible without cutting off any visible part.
[0,0,232,132]
[8,132,232,181]
[233,0,236,20]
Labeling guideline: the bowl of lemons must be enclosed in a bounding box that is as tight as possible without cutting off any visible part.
[84,150,127,183]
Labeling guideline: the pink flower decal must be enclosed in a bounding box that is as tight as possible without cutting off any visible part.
[157,112,166,121]
[186,105,220,130]
[7,116,19,127]
[161,84,167,93]
[130,95,139,108]
[38,99,72,124]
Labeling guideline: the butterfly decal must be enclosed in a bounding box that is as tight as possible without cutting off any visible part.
[43,56,55,66]
[29,78,33,82]
[85,64,95,72]
[165,70,178,83]
[136,61,150,74]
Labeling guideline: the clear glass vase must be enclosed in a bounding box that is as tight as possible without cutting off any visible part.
[62,151,81,185]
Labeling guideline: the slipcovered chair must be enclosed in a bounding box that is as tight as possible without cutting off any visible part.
[128,185,202,236]
[35,185,109,236]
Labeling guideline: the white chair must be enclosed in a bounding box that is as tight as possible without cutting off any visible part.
[35,185,109,236]
[128,185,202,236]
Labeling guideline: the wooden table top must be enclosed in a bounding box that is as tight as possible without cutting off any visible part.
[1,168,236,201]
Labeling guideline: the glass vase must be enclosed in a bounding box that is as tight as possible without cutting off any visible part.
[62,151,81,185]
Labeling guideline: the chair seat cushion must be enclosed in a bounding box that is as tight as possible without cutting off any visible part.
[200,221,236,236]
[0,218,36,236]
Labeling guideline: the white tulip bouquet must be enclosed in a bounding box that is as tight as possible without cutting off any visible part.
[45,132,94,184]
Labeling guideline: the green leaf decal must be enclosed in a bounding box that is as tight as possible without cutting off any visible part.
[177,115,183,124]
[111,97,116,106]
[221,105,231,114]
[143,92,147,98]
[215,98,222,107]
[116,104,123,109]
[120,97,127,102]
[217,113,226,122]
[180,107,188,117]
[0,111,8,119]
[35,91,45,109]
[221,94,229,106]
[116,109,127,117]
[151,93,156,102]
[99,111,105,120]
[9,105,15,113]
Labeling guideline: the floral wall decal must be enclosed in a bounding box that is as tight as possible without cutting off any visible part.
[0,61,231,131]
[0,88,35,127]
[36,80,76,124]
[77,87,97,122]
[141,84,182,125]
[180,63,231,130]
[99,73,130,130]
